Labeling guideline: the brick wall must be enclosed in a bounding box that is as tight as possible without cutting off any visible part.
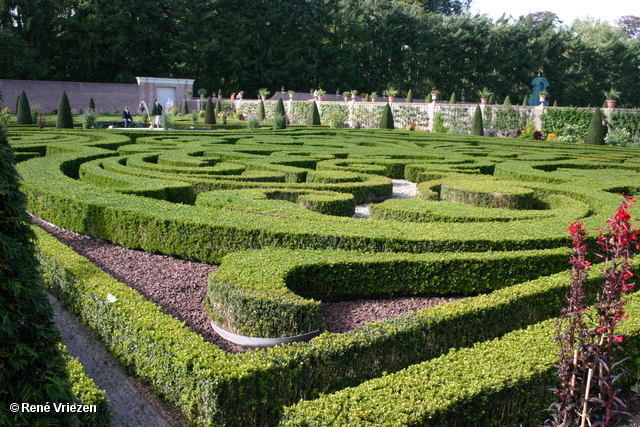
[0,77,194,114]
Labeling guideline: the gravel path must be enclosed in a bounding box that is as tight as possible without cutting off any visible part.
[48,293,185,427]
[354,178,416,218]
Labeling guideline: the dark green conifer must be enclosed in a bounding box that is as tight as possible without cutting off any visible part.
[426,93,433,103]
[586,108,605,145]
[503,95,511,106]
[379,103,395,129]
[0,130,78,426]
[470,105,484,136]
[307,101,321,125]
[258,100,266,121]
[449,92,456,104]
[16,91,33,125]
[406,89,413,103]
[214,98,221,116]
[204,97,216,125]
[89,98,95,112]
[488,94,495,104]
[275,98,286,116]
[204,97,216,124]
[181,99,189,116]
[56,91,74,129]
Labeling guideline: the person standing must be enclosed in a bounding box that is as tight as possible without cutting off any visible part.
[122,106,133,127]
[151,100,163,128]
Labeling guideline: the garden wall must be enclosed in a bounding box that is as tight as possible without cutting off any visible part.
[0,77,195,114]
[231,99,633,134]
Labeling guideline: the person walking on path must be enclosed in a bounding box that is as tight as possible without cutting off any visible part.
[151,100,163,128]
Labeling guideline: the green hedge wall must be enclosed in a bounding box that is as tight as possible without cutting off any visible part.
[35,225,608,426]
[8,127,640,425]
[206,247,571,337]
[280,291,640,426]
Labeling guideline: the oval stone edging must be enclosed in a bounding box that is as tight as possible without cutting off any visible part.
[211,321,321,348]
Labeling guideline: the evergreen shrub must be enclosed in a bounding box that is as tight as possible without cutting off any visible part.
[56,91,74,129]
[0,130,77,426]
[204,97,216,124]
[586,107,605,145]
[16,91,33,125]
[379,103,394,129]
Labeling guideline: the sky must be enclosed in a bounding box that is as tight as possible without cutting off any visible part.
[470,0,640,25]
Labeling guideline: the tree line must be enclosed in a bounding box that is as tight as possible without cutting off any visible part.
[1,0,639,107]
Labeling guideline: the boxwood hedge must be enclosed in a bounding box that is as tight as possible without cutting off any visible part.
[8,127,640,425]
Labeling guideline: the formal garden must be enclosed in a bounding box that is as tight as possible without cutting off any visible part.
[3,91,640,425]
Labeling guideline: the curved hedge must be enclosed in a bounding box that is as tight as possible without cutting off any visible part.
[8,127,640,425]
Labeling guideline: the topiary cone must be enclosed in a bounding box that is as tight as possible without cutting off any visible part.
[307,101,321,125]
[275,98,286,116]
[56,91,74,129]
[89,97,95,112]
[406,89,413,103]
[470,105,484,136]
[258,100,266,121]
[449,92,457,104]
[204,97,216,124]
[503,95,511,106]
[379,103,395,129]
[586,108,605,145]
[16,91,33,125]
[181,99,189,116]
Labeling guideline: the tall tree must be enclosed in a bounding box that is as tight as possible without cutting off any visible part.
[0,130,78,426]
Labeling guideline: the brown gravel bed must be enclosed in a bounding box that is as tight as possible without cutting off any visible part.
[33,216,460,353]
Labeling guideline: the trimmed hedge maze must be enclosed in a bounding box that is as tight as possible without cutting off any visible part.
[11,127,640,425]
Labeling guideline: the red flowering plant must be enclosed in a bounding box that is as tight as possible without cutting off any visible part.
[546,196,639,426]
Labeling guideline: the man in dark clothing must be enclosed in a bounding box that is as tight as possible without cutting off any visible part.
[122,106,133,127]
[151,100,163,128]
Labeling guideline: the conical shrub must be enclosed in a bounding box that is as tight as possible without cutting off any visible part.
[426,93,432,103]
[0,130,78,426]
[56,91,74,129]
[275,98,286,116]
[488,94,495,105]
[449,93,457,104]
[406,89,413,103]
[503,95,511,106]
[89,98,95,112]
[181,99,189,116]
[586,108,605,145]
[204,97,216,124]
[470,105,484,136]
[16,91,33,125]
[307,101,321,125]
[258,100,266,121]
[214,98,221,116]
[379,103,395,129]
